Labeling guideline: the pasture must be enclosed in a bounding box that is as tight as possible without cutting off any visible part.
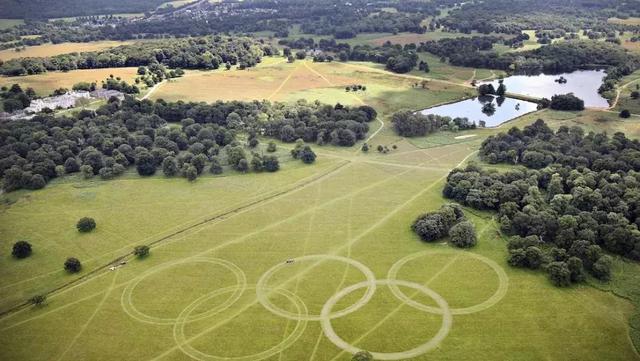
[0,114,638,360]
[0,67,139,96]
[0,40,135,61]
[1,49,640,361]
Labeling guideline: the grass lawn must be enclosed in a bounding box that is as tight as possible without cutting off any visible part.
[608,17,640,26]
[0,67,140,96]
[0,19,24,30]
[0,114,637,359]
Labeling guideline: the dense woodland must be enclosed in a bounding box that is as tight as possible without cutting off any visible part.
[0,0,167,19]
[0,36,275,76]
[0,97,375,191]
[443,120,640,285]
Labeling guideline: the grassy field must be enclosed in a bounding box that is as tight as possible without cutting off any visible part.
[609,17,640,26]
[151,58,475,116]
[1,43,640,360]
[0,40,135,61]
[0,67,140,96]
[0,109,638,360]
[0,19,24,30]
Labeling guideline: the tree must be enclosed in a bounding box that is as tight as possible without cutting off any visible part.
[496,80,507,96]
[184,164,198,181]
[77,217,96,233]
[478,84,495,96]
[549,93,584,111]
[64,257,82,273]
[620,109,631,118]
[162,156,178,176]
[236,158,249,172]
[547,261,571,287]
[361,143,369,152]
[267,141,277,152]
[12,240,32,259]
[591,255,613,281]
[134,245,150,259]
[29,294,47,307]
[136,151,156,176]
[210,156,223,174]
[300,146,316,164]
[80,164,94,179]
[449,220,477,248]
[263,155,280,172]
[352,351,373,361]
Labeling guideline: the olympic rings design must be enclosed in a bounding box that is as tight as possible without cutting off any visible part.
[121,251,508,360]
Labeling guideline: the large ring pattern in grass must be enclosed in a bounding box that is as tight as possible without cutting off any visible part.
[173,285,308,361]
[256,254,377,321]
[121,258,246,325]
[320,279,452,360]
[386,250,509,315]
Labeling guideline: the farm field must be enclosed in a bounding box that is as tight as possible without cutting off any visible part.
[0,67,140,96]
[0,40,135,61]
[0,19,24,30]
[1,109,638,360]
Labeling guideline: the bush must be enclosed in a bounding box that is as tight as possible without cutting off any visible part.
[76,217,96,233]
[620,109,631,118]
[352,351,373,361]
[547,261,571,287]
[267,141,277,152]
[591,255,613,281]
[134,245,150,259]
[64,257,82,273]
[12,240,32,259]
[448,220,477,248]
[300,146,316,164]
[29,294,47,307]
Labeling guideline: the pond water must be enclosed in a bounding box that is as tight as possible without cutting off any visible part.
[418,96,538,127]
[481,70,609,108]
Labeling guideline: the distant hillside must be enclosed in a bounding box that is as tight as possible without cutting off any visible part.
[0,0,167,19]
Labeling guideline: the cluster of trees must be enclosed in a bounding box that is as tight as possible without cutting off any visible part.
[391,110,477,137]
[262,103,377,147]
[443,119,640,285]
[0,96,370,191]
[418,37,640,80]
[1,84,35,113]
[102,75,139,94]
[0,36,274,76]
[543,93,586,111]
[0,0,167,19]
[411,203,477,248]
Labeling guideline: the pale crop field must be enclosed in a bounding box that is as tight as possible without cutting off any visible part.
[0,40,135,61]
[0,67,139,96]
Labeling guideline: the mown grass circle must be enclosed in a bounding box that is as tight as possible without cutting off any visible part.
[121,258,246,325]
[387,250,508,315]
[173,286,308,361]
[320,279,452,360]
[256,254,376,321]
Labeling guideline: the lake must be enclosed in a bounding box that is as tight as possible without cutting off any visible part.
[418,96,538,127]
[481,70,609,108]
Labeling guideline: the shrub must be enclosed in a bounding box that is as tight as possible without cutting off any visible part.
[300,146,316,164]
[134,245,150,259]
[267,141,277,152]
[547,261,571,287]
[12,240,32,259]
[64,257,82,273]
[76,217,96,233]
[29,294,47,307]
[352,351,373,361]
[448,220,477,248]
[620,109,631,118]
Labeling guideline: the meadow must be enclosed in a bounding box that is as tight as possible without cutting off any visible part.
[0,67,139,96]
[1,47,640,361]
[0,40,135,61]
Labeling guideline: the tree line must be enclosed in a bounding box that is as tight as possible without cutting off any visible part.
[0,97,373,191]
[0,36,276,76]
[391,110,477,137]
[443,119,640,286]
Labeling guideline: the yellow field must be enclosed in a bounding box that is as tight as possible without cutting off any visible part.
[0,41,135,61]
[0,67,139,96]
[609,17,640,25]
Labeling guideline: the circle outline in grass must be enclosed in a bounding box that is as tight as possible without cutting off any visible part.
[255,254,377,321]
[173,285,308,361]
[320,279,452,360]
[386,250,509,315]
[121,258,246,325]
